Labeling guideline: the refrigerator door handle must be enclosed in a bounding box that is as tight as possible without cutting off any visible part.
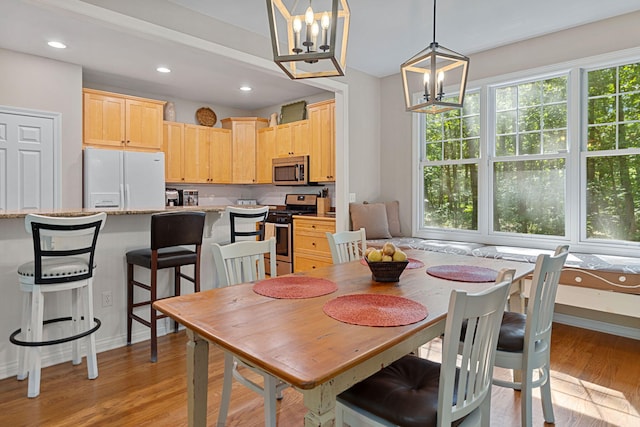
[123,183,129,210]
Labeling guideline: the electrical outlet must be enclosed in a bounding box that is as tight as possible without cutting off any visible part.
[349,193,356,203]
[102,291,113,307]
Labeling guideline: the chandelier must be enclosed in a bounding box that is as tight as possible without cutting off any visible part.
[267,0,350,79]
[400,0,469,114]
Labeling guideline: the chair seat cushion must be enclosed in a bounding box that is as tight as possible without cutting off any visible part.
[126,246,197,269]
[338,355,461,427]
[18,257,90,279]
[497,311,526,352]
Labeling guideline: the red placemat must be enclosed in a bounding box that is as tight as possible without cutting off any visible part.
[323,294,428,327]
[360,258,425,269]
[426,265,498,282]
[253,276,337,299]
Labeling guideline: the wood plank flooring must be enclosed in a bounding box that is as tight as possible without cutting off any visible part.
[1,323,638,426]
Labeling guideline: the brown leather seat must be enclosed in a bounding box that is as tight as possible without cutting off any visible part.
[461,311,527,353]
[126,211,205,362]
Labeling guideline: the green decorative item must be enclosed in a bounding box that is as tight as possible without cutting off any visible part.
[280,100,307,124]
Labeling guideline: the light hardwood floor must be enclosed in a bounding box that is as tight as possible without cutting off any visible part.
[1,323,638,426]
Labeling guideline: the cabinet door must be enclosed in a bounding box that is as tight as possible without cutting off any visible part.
[83,91,125,148]
[232,121,258,184]
[291,120,310,156]
[163,122,184,183]
[183,124,210,183]
[125,99,163,150]
[309,100,335,182]
[274,123,292,157]
[210,128,232,184]
[256,127,276,183]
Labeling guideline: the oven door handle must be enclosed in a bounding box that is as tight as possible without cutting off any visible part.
[272,223,289,228]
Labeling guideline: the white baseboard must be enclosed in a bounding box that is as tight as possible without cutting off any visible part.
[553,313,640,340]
[0,322,174,381]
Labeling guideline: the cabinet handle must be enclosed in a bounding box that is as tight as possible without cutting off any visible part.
[312,242,316,246]
[311,225,316,228]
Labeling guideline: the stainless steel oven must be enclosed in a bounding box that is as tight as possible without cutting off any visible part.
[265,193,318,275]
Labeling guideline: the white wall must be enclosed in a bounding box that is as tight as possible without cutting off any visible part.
[0,48,84,208]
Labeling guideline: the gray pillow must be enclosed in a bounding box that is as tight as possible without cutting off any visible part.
[349,203,392,239]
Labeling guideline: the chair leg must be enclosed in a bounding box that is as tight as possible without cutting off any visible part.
[263,373,278,427]
[174,267,181,333]
[28,287,45,398]
[126,263,133,345]
[541,365,555,423]
[71,287,82,365]
[217,352,235,427]
[84,281,98,380]
[521,368,534,427]
[150,265,158,363]
[17,292,31,381]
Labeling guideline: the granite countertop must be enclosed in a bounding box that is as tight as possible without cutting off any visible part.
[0,205,228,219]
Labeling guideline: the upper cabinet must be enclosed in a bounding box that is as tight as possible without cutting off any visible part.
[308,99,335,182]
[275,120,310,157]
[221,117,268,184]
[83,89,164,151]
[256,127,276,184]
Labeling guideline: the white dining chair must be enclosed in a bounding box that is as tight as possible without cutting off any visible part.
[326,228,367,264]
[492,245,569,427]
[10,212,107,398]
[335,268,515,427]
[211,237,288,426]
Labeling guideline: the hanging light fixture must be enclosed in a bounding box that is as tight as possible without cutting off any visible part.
[267,0,350,79]
[401,0,469,114]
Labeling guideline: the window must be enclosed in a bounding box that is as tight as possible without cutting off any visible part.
[421,92,480,230]
[492,75,568,236]
[585,62,640,241]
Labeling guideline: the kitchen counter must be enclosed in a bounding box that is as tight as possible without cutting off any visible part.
[0,205,227,219]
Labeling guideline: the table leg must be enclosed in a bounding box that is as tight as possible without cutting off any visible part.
[508,278,526,314]
[302,383,337,427]
[186,330,209,427]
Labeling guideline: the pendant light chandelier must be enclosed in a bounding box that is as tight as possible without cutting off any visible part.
[267,0,350,79]
[401,0,469,114]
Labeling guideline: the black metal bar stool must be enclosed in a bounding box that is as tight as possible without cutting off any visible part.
[126,211,205,362]
[10,212,107,398]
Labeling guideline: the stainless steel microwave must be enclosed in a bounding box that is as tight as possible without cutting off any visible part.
[272,155,310,186]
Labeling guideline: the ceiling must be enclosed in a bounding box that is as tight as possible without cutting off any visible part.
[2,0,640,111]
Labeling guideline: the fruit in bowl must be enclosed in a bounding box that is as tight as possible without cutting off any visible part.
[365,243,409,282]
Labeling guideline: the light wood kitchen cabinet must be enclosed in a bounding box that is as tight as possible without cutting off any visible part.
[221,117,268,184]
[183,124,210,183]
[256,127,276,184]
[163,121,184,182]
[293,216,336,273]
[308,99,335,182]
[275,120,310,157]
[83,88,164,151]
[209,128,233,184]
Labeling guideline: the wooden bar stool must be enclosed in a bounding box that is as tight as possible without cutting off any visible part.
[10,212,107,398]
[126,211,205,362]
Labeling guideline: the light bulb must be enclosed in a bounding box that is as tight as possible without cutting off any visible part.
[305,6,314,25]
[321,12,330,29]
[293,17,302,33]
[438,71,444,82]
[423,72,430,85]
[312,21,319,37]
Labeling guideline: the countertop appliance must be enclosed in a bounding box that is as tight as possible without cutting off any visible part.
[265,193,318,276]
[165,189,179,206]
[83,147,165,209]
[272,155,311,186]
[181,189,199,206]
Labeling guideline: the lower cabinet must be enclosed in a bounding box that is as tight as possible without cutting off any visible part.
[293,216,336,273]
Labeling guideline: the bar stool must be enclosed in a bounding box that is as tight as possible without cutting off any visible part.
[227,205,269,243]
[126,211,206,362]
[10,212,107,398]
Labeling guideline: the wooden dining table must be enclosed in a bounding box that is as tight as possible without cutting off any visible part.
[153,250,534,427]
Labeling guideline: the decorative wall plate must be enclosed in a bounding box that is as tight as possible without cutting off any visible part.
[196,107,217,126]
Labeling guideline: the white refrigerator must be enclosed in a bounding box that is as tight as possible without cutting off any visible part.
[83,147,165,209]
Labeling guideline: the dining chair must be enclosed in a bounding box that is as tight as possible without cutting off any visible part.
[226,205,269,243]
[126,210,206,362]
[211,237,288,426]
[492,245,569,427]
[10,212,107,398]
[326,227,367,264]
[335,268,516,427]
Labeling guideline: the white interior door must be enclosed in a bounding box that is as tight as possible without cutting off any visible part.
[0,108,57,211]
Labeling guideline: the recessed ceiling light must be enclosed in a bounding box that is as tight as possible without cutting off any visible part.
[239,86,252,92]
[47,41,66,49]
[156,67,171,73]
